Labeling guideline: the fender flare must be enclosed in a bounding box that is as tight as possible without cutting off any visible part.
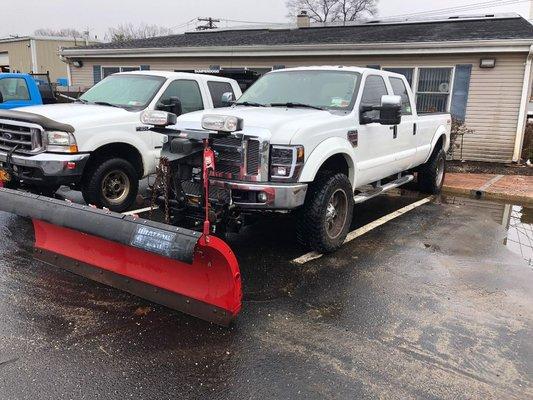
[425,124,450,163]
[82,133,152,177]
[299,137,356,186]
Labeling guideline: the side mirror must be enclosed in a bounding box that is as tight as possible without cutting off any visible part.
[221,92,235,107]
[159,96,183,116]
[360,95,402,126]
[379,95,402,125]
[0,91,4,103]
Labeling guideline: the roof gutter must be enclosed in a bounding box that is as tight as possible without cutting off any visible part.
[60,39,533,58]
[513,44,533,162]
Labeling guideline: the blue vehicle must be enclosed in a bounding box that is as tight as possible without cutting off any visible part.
[0,73,56,109]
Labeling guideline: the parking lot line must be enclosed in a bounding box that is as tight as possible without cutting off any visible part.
[292,196,433,265]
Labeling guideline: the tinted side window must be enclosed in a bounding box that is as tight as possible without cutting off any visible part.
[207,81,234,108]
[361,75,388,119]
[389,77,412,115]
[0,78,30,101]
[159,80,204,114]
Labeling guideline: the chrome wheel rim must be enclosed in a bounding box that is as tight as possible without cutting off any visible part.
[101,170,130,205]
[325,189,348,240]
[435,156,445,188]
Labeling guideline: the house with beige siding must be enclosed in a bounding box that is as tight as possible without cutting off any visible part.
[0,36,97,82]
[60,14,533,163]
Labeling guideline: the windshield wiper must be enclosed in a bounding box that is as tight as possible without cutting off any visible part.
[270,102,325,111]
[94,101,121,108]
[75,98,89,104]
[235,101,267,107]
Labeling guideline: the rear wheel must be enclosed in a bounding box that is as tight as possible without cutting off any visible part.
[418,148,446,194]
[297,173,354,253]
[82,158,139,212]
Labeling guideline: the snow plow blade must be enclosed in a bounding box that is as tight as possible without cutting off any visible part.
[0,188,242,326]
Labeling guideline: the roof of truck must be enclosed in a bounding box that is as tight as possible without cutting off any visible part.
[116,70,237,82]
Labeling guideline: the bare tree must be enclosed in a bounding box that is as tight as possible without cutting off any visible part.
[335,0,377,22]
[106,23,173,43]
[34,28,83,38]
[287,0,377,23]
[287,0,338,22]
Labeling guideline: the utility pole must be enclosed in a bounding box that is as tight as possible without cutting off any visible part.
[196,17,220,31]
[530,0,533,21]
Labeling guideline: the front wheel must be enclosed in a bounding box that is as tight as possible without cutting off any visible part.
[297,173,354,253]
[418,148,446,194]
[81,158,139,212]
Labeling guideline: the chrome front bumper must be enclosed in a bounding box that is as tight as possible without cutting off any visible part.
[211,179,308,210]
[0,151,90,185]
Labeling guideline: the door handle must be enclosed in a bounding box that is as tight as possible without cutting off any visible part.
[413,123,417,135]
[390,125,398,139]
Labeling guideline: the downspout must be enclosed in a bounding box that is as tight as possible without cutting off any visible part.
[513,44,533,162]
[29,38,38,73]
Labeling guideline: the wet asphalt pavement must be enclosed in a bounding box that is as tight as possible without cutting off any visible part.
[0,190,532,399]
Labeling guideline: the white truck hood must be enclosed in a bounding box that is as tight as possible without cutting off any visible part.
[176,107,335,145]
[16,103,137,130]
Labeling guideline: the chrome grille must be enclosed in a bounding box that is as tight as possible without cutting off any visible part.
[212,136,243,177]
[0,121,42,154]
[211,136,263,180]
[246,140,260,176]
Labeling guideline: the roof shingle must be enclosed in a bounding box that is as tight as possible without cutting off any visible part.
[71,16,533,51]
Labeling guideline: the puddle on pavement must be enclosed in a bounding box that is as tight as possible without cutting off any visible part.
[441,196,533,268]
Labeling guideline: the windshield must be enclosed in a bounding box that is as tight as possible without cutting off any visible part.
[236,70,361,110]
[80,74,166,110]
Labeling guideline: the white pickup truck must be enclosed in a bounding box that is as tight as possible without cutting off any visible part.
[0,71,241,211]
[173,66,451,252]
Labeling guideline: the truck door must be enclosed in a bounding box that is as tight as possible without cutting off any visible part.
[356,74,399,184]
[388,76,417,171]
[0,76,36,109]
[151,79,206,147]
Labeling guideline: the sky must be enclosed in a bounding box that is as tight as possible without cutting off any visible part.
[1,0,531,39]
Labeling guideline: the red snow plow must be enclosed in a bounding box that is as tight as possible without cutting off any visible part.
[0,111,243,326]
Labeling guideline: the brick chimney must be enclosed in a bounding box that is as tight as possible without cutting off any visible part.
[297,11,311,28]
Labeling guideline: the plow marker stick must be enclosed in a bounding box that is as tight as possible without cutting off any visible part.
[0,188,242,326]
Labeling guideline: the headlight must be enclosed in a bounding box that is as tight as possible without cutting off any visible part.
[140,110,177,126]
[270,145,304,181]
[202,115,243,132]
[45,131,78,153]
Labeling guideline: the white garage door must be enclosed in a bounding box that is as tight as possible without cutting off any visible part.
[0,52,9,66]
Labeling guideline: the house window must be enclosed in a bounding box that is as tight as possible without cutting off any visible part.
[102,66,141,79]
[416,67,453,113]
[383,68,414,87]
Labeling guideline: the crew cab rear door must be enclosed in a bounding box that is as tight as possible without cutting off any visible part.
[387,75,418,171]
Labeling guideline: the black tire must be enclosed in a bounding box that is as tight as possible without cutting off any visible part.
[81,158,139,212]
[297,173,354,253]
[418,148,446,194]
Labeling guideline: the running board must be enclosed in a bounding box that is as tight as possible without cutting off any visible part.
[353,174,414,204]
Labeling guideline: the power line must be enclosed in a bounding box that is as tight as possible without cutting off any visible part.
[220,18,287,25]
[382,0,529,20]
[170,18,198,31]
[196,17,220,30]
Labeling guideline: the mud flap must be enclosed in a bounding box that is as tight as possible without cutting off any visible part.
[0,188,242,326]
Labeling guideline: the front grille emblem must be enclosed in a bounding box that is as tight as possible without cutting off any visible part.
[3,133,13,140]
